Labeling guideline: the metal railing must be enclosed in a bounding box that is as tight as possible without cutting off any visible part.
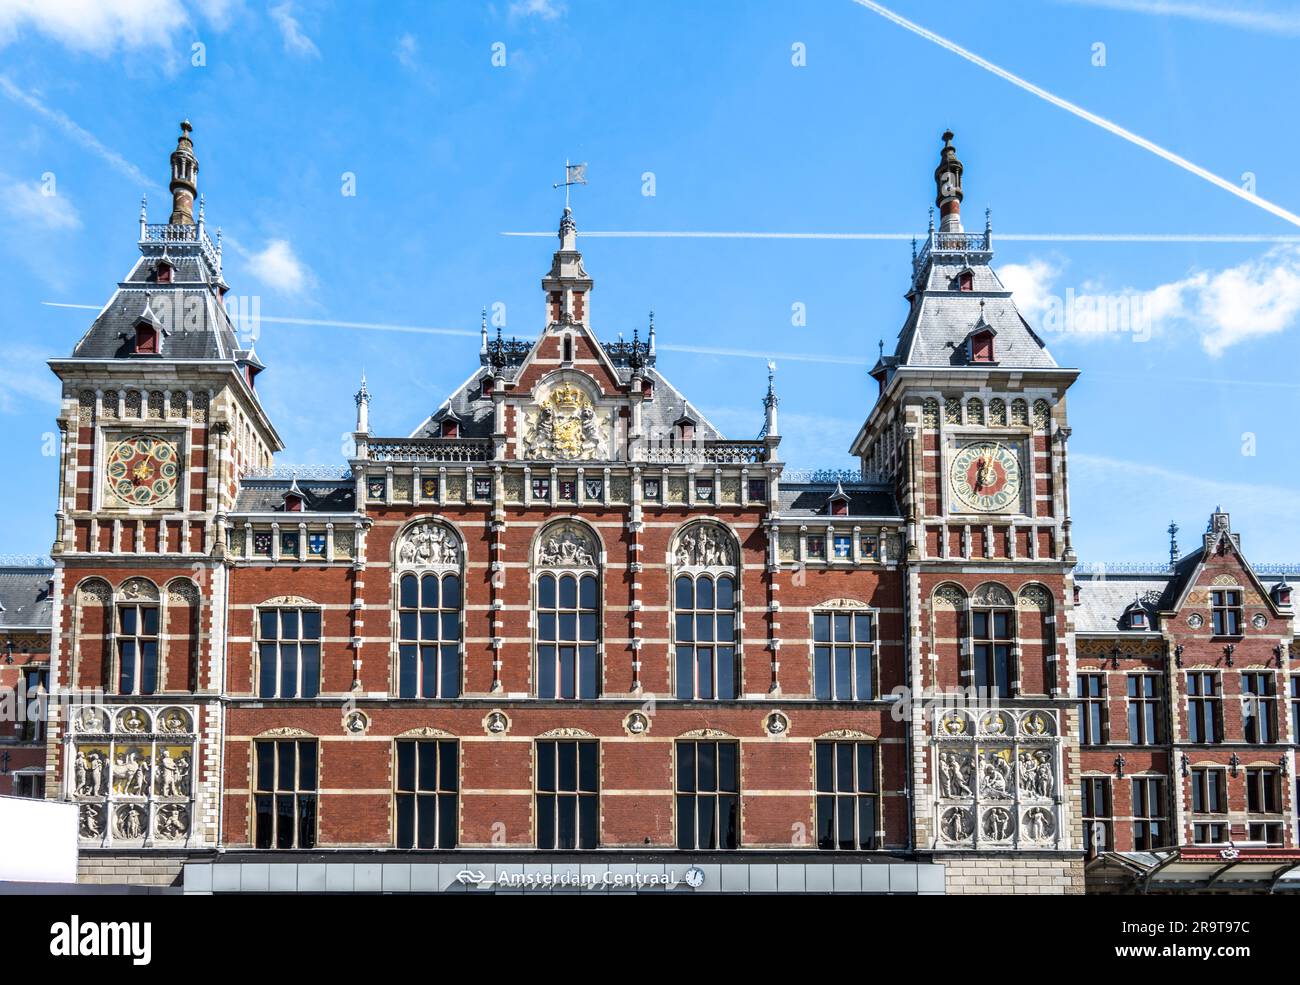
[140,222,220,272]
[368,438,494,463]
[636,440,767,465]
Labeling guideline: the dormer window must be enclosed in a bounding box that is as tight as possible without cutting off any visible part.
[441,419,459,438]
[641,378,654,399]
[135,324,160,355]
[156,260,174,284]
[957,270,974,292]
[1128,609,1147,630]
[968,329,995,363]
[1273,581,1292,607]
[676,416,695,442]
[482,375,494,397]
[831,499,848,517]
[285,493,304,513]
[562,334,574,364]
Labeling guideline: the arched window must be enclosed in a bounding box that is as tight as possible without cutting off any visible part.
[393,521,463,699]
[970,583,1016,698]
[115,579,160,695]
[672,522,739,701]
[534,521,601,699]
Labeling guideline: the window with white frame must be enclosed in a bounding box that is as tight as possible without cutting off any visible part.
[394,739,458,849]
[815,741,878,849]
[534,521,601,699]
[1241,672,1277,744]
[535,739,598,850]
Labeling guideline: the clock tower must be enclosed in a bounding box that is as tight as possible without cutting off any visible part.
[851,132,1084,890]
[44,123,282,852]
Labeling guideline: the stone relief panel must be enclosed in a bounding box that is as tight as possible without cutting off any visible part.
[68,704,198,847]
[673,522,737,569]
[931,707,1063,851]
[536,522,598,568]
[395,521,460,570]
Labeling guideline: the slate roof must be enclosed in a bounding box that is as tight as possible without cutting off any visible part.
[408,364,725,442]
[777,483,901,519]
[0,565,54,630]
[67,237,242,362]
[232,479,357,514]
[1073,577,1169,634]
[1073,548,1296,635]
[891,257,1057,370]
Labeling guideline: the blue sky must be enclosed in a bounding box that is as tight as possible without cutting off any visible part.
[1,0,1297,563]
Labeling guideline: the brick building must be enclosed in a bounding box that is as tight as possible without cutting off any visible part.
[18,124,1297,894]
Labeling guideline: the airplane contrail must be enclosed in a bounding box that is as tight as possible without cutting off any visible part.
[501,231,1300,243]
[847,0,1300,228]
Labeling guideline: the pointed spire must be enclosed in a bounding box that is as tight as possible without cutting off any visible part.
[138,193,148,238]
[168,120,199,226]
[480,306,488,354]
[1167,521,1180,569]
[354,372,371,433]
[934,129,964,233]
[762,361,779,441]
[648,310,656,354]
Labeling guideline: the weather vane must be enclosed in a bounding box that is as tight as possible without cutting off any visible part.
[553,159,588,209]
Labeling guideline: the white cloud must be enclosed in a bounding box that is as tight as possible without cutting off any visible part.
[395,32,417,70]
[0,0,188,54]
[270,2,319,57]
[509,0,566,20]
[0,178,80,230]
[1060,1,1300,36]
[241,238,317,295]
[1000,247,1300,355]
[0,343,61,413]
[998,258,1060,325]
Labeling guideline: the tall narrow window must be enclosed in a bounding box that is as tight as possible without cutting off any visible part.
[253,739,317,850]
[1191,767,1226,814]
[1290,675,1300,743]
[534,522,601,698]
[19,667,47,742]
[1080,777,1112,855]
[394,521,463,699]
[257,607,321,698]
[673,523,739,701]
[813,610,875,700]
[971,589,1014,698]
[535,740,598,850]
[1126,674,1161,744]
[1131,777,1165,850]
[674,573,738,700]
[1187,672,1221,743]
[1246,767,1281,814]
[536,573,599,699]
[117,603,159,695]
[676,740,739,850]
[398,572,462,698]
[1077,674,1105,745]
[1241,672,1276,744]
[1210,589,1242,636]
[395,739,457,849]
[815,741,878,849]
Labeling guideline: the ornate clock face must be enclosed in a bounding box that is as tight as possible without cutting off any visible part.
[949,441,1021,514]
[106,434,180,506]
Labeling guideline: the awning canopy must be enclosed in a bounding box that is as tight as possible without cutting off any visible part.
[1087,847,1300,894]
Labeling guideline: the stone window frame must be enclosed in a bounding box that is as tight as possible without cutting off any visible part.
[669,520,742,702]
[389,517,466,699]
[530,518,605,700]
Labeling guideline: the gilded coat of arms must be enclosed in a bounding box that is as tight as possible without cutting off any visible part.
[522,382,608,460]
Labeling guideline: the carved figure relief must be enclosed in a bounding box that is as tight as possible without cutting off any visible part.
[537,523,597,568]
[674,524,736,568]
[983,806,1014,840]
[937,750,974,798]
[941,806,974,842]
[396,521,460,568]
